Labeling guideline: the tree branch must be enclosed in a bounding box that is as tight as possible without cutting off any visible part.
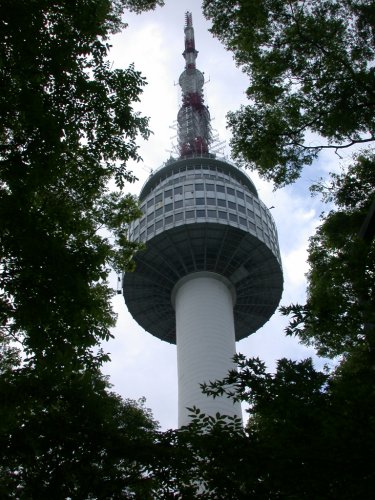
[287,135,374,151]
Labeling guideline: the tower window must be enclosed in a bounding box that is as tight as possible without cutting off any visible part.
[216,185,225,193]
[196,198,205,205]
[238,204,246,214]
[237,191,244,199]
[195,183,204,191]
[228,201,236,210]
[175,212,183,222]
[186,210,194,219]
[155,193,163,204]
[207,197,215,205]
[155,220,163,230]
[229,213,237,222]
[155,207,163,217]
[174,186,183,195]
[208,210,216,218]
[165,215,173,225]
[196,209,206,217]
[165,203,173,212]
[239,216,247,226]
[206,183,215,191]
[217,199,226,207]
[227,187,235,195]
[165,189,173,198]
[218,211,227,219]
[175,200,183,209]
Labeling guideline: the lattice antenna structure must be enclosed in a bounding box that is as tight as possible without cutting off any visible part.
[177,12,212,157]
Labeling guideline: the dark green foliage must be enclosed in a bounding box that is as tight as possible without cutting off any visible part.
[197,352,375,499]
[122,0,164,14]
[0,362,158,498]
[0,0,155,367]
[0,1,164,497]
[203,0,375,186]
[281,152,375,357]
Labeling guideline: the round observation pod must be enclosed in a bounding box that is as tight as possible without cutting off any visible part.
[123,155,283,344]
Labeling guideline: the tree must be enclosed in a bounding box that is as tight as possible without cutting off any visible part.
[193,351,375,499]
[0,0,165,496]
[202,0,375,186]
[281,152,375,358]
[0,0,163,370]
[0,359,159,498]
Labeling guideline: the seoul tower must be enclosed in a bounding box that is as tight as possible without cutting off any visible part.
[123,12,283,427]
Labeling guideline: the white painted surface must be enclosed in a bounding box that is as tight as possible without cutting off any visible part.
[174,273,242,427]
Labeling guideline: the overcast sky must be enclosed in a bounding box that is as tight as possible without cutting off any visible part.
[101,0,344,430]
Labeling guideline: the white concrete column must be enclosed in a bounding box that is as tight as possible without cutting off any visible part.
[172,272,242,427]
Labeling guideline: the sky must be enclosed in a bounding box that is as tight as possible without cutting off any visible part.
[101,0,345,430]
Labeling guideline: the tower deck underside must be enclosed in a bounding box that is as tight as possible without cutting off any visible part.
[123,156,283,344]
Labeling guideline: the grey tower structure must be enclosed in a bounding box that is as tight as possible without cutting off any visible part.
[123,12,283,427]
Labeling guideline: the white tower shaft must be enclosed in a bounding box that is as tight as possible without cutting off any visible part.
[173,273,242,427]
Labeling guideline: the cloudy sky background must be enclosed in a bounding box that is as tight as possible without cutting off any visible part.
[101,0,347,429]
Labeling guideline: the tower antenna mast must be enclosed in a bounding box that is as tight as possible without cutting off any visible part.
[178,12,211,157]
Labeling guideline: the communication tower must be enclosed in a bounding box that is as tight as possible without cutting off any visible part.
[123,12,283,427]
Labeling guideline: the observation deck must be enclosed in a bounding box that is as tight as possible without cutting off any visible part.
[123,154,283,344]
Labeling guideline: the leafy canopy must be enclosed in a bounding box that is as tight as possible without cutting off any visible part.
[195,351,375,499]
[0,0,166,497]
[203,0,375,186]
[281,152,375,357]
[0,0,161,368]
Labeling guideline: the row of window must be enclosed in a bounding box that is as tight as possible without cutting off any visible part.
[136,209,255,239]
[142,183,258,212]
[140,202,258,223]
[133,208,277,249]
[141,164,256,199]
[136,214,277,255]
[138,197,275,238]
